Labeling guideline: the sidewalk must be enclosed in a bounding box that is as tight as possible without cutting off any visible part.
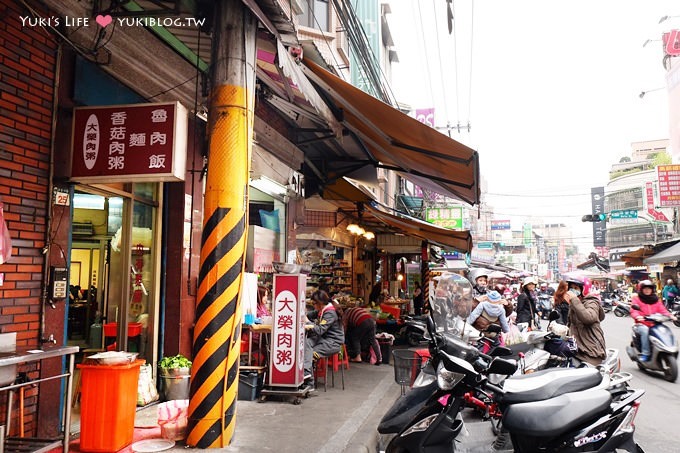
[69,358,402,452]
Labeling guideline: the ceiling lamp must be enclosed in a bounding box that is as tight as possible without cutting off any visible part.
[363,231,375,240]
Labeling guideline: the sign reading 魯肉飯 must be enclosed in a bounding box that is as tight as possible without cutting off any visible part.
[71,102,187,182]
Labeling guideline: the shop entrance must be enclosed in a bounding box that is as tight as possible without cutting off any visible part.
[69,183,160,366]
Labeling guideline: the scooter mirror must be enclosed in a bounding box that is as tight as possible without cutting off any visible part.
[487,357,518,376]
[548,310,560,321]
[489,346,512,357]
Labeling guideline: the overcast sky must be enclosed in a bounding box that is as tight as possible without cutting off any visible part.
[389,0,678,252]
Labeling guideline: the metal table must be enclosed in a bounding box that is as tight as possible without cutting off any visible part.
[0,346,79,453]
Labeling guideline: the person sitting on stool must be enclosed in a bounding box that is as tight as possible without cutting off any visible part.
[304,290,345,387]
[344,306,382,365]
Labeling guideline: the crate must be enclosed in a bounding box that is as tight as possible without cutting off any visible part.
[238,371,263,401]
[380,304,401,319]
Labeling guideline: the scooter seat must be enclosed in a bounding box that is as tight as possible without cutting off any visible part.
[503,388,611,437]
[499,367,602,404]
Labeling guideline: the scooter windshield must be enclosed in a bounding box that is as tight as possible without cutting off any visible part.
[430,272,473,337]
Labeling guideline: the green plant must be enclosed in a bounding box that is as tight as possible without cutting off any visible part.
[159,354,192,369]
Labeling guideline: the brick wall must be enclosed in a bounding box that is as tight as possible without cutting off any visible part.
[0,0,57,437]
[0,0,55,341]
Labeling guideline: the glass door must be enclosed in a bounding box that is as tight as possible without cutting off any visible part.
[71,184,160,366]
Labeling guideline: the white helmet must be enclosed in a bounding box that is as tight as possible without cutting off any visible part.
[468,268,489,285]
[522,276,538,288]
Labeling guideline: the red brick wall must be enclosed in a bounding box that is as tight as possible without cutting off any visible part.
[0,0,57,437]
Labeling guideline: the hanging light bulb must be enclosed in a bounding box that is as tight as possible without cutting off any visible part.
[347,223,360,234]
[363,231,375,240]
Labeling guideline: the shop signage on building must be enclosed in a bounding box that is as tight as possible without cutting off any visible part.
[491,219,511,230]
[657,165,680,207]
[425,206,463,230]
[71,102,188,182]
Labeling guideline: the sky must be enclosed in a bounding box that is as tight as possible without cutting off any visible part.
[388,0,679,252]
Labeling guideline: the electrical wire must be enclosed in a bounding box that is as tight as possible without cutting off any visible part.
[450,0,460,122]
[467,0,475,124]
[432,0,449,122]
[416,1,435,107]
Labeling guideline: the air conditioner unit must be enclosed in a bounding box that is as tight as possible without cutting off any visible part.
[72,222,94,236]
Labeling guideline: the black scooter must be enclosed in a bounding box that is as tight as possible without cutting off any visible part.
[384,309,645,452]
[614,300,631,318]
[401,315,430,346]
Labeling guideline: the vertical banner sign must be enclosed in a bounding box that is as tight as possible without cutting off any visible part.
[657,165,680,207]
[591,187,606,247]
[270,274,306,387]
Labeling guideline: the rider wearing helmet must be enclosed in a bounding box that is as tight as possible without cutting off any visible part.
[630,279,677,362]
[468,268,489,300]
[564,275,606,366]
[516,276,539,328]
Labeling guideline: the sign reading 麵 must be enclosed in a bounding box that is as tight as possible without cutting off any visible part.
[270,274,306,387]
[71,102,187,182]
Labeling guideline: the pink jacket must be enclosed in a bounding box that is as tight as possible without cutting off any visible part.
[630,296,671,327]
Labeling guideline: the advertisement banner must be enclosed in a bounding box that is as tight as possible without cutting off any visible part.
[71,102,187,182]
[657,165,680,207]
[270,274,306,387]
[591,187,606,247]
[415,108,435,127]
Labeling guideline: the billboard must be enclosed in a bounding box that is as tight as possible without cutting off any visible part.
[425,206,463,230]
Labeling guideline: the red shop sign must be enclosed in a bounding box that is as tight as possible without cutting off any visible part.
[70,102,187,182]
[269,274,306,387]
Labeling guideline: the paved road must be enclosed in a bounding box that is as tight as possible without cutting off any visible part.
[601,311,680,453]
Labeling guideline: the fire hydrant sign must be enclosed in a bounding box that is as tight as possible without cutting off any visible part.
[70,102,187,182]
[270,274,306,387]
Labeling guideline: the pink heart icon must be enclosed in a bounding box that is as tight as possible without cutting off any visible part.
[96,15,112,28]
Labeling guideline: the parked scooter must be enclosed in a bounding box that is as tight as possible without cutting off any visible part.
[626,306,679,382]
[381,273,645,452]
[400,315,430,346]
[614,300,631,318]
[668,296,680,328]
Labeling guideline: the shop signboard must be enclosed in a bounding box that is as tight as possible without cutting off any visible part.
[491,219,511,230]
[591,187,606,247]
[71,101,187,182]
[657,165,680,207]
[270,274,306,387]
[425,206,463,230]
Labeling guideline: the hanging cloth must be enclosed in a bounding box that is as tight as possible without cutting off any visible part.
[0,203,12,264]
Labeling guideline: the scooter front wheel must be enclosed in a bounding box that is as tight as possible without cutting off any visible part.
[673,318,680,328]
[660,354,678,382]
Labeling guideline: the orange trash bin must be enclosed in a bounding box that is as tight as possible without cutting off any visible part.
[77,359,144,452]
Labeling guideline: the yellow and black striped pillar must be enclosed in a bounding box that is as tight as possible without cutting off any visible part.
[187,0,257,447]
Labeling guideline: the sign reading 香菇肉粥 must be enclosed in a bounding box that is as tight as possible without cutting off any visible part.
[71,102,187,182]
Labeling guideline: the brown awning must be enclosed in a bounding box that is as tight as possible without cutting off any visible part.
[301,59,480,206]
[364,204,472,253]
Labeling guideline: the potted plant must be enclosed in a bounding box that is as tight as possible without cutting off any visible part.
[159,354,192,401]
[159,354,192,376]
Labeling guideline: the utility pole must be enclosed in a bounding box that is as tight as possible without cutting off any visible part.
[187,0,257,447]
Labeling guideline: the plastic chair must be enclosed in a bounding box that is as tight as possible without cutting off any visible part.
[332,344,350,372]
[313,349,345,391]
